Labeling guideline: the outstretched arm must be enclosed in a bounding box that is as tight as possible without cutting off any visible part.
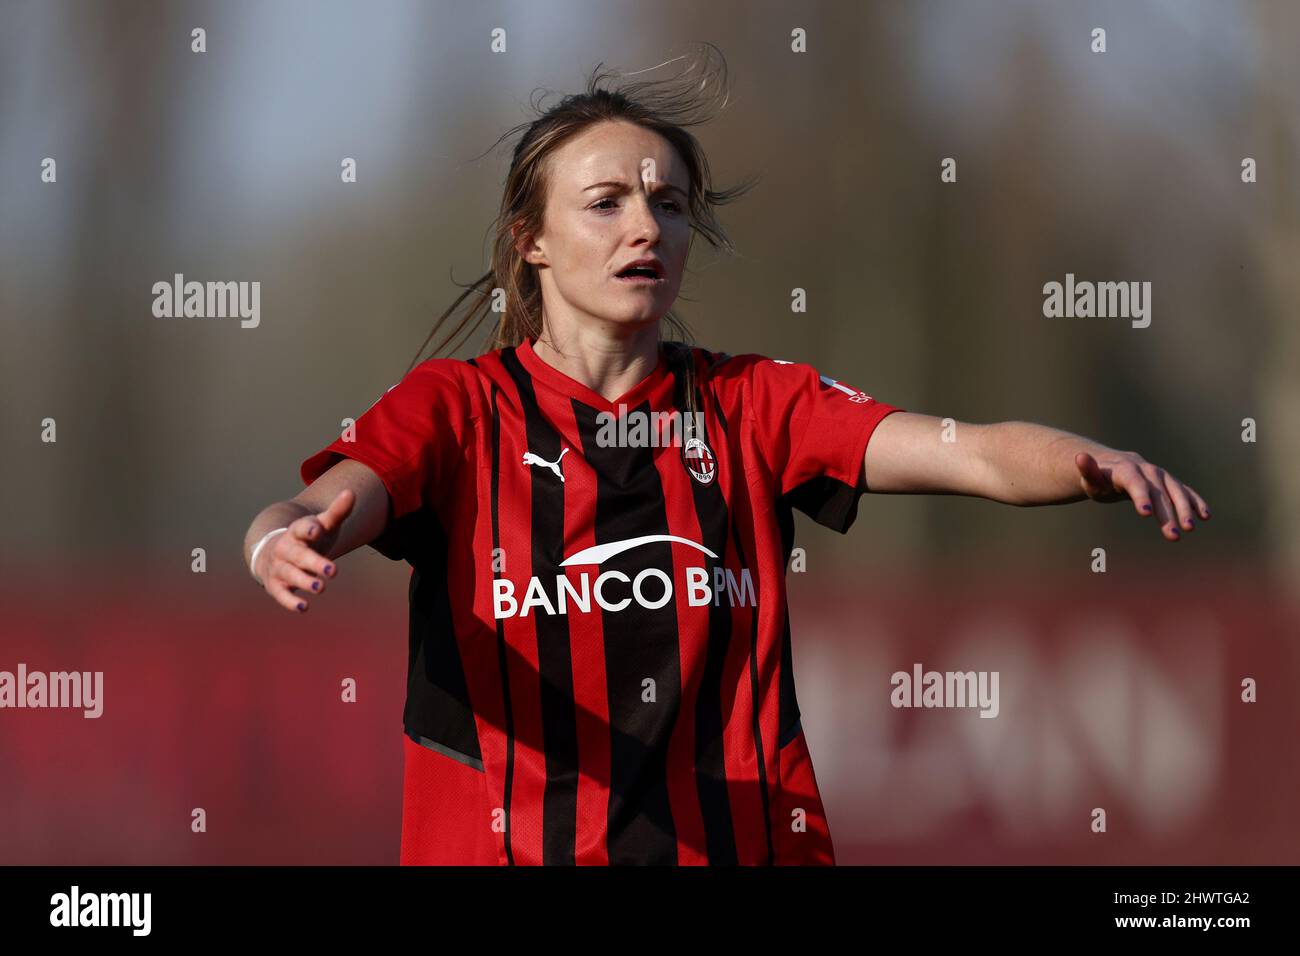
[243,458,393,612]
[861,412,1211,541]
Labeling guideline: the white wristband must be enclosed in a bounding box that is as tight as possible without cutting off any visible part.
[249,527,290,586]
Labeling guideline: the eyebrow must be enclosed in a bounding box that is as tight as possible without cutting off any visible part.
[583,180,688,200]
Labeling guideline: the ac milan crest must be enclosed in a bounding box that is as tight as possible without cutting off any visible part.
[682,436,717,485]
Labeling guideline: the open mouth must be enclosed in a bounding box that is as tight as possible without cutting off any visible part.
[614,265,665,285]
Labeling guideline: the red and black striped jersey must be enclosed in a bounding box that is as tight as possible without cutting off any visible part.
[300,336,903,865]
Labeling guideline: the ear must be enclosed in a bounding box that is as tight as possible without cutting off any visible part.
[512,222,546,267]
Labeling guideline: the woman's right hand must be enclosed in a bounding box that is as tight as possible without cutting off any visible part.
[256,489,355,613]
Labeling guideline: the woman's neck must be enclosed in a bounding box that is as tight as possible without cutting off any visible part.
[531,321,662,403]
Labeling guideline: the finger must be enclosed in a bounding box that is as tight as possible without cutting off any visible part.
[266,579,309,613]
[1162,472,1198,533]
[289,512,326,546]
[1185,484,1211,520]
[285,518,338,576]
[1140,466,1180,540]
[276,561,327,597]
[1110,465,1154,516]
[277,537,336,579]
[315,488,356,534]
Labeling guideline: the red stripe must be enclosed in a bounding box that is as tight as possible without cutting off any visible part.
[726,411,782,861]
[734,420,791,856]
[492,361,549,865]
[718,532,766,860]
[771,729,836,865]
[399,736,498,865]
[536,385,612,865]
[705,412,765,863]
[446,358,512,864]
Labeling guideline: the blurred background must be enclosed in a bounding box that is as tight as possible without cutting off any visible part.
[1,0,1297,864]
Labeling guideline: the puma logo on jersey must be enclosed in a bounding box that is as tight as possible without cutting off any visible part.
[522,447,570,482]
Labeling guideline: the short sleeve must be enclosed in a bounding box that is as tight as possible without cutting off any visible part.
[299,359,472,559]
[748,356,902,533]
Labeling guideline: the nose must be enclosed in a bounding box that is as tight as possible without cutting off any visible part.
[627,190,662,245]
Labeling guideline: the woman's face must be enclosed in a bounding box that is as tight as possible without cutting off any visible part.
[522,120,691,334]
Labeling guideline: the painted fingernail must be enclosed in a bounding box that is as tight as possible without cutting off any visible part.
[311,580,321,591]
[323,564,334,576]
[297,601,306,611]
[1141,504,1152,513]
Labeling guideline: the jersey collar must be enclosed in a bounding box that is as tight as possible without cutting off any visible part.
[516,335,670,412]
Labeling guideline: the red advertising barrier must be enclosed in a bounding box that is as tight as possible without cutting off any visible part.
[1,563,1295,864]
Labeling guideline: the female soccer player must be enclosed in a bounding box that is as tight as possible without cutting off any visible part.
[242,50,1210,866]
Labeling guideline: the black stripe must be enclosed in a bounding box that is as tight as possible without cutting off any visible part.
[778,715,803,749]
[776,502,802,749]
[727,494,775,865]
[489,383,516,865]
[711,386,729,435]
[783,474,864,533]
[400,510,481,765]
[670,354,739,865]
[573,398,681,865]
[501,348,579,865]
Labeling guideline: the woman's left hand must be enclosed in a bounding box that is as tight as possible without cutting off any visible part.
[1074,451,1211,541]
